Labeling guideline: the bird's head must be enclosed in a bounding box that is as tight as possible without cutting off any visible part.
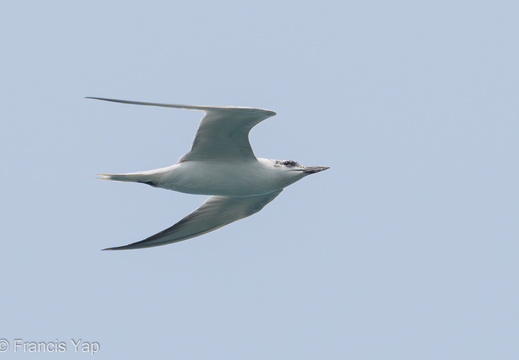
[273,159,329,174]
[267,159,329,187]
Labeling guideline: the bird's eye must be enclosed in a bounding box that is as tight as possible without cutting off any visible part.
[281,160,299,167]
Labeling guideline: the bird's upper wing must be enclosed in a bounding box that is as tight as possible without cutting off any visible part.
[86,97,276,161]
[103,190,283,250]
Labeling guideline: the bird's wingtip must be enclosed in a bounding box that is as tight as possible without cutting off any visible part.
[102,246,127,251]
[101,242,146,251]
[101,243,130,250]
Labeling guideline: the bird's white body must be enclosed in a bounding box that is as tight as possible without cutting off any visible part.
[115,158,305,197]
[89,97,329,250]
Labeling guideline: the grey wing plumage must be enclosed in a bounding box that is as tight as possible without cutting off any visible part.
[103,190,283,250]
[180,107,276,162]
[86,97,277,161]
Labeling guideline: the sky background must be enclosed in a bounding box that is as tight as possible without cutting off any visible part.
[1,0,518,359]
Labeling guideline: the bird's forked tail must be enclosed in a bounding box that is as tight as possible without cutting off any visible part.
[97,173,159,187]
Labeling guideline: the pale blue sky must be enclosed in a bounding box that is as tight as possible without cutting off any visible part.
[1,0,518,359]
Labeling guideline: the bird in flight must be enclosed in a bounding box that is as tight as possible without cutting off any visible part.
[88,97,329,250]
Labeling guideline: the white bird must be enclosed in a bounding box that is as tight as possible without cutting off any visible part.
[88,97,329,250]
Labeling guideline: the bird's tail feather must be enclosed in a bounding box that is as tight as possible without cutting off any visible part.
[97,173,146,183]
[97,170,161,188]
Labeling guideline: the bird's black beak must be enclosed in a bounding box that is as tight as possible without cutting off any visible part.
[302,166,330,174]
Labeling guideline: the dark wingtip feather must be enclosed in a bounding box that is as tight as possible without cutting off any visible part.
[101,244,135,251]
[101,239,160,251]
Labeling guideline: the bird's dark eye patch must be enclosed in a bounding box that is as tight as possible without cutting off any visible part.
[276,160,300,167]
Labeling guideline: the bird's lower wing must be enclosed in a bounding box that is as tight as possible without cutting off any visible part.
[103,190,283,250]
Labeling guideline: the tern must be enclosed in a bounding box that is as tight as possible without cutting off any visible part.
[88,97,329,250]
